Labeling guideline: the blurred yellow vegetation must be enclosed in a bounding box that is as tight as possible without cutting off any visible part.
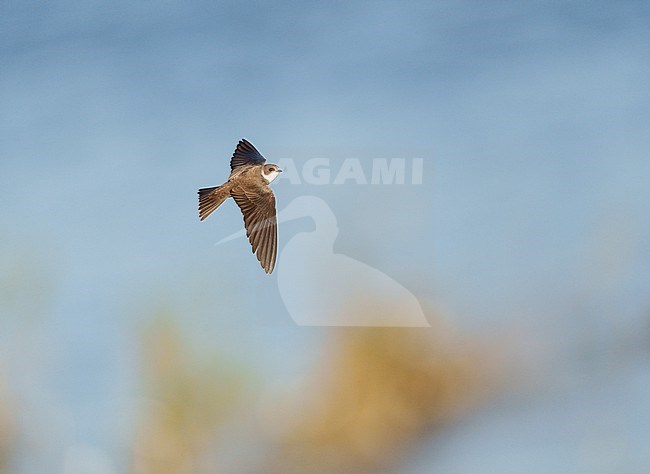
[132,304,505,473]
[267,307,504,472]
[132,315,248,474]
[0,383,15,473]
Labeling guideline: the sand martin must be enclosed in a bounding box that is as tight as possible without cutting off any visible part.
[198,139,282,273]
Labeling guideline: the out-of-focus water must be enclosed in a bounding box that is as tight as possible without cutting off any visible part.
[1,1,649,472]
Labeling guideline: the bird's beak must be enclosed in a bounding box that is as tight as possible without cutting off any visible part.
[278,169,283,173]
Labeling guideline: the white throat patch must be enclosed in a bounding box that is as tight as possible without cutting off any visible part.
[262,169,281,184]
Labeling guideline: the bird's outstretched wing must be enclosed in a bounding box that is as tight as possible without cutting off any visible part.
[230,139,266,171]
[231,184,277,273]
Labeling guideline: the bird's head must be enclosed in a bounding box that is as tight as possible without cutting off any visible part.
[262,164,283,183]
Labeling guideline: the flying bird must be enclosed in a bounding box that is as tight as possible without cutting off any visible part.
[198,139,282,273]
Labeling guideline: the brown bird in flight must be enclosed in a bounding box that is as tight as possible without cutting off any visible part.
[198,139,282,273]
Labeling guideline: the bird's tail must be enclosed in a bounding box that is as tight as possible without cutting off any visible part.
[198,185,230,221]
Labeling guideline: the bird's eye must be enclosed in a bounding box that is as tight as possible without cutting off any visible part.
[269,167,275,171]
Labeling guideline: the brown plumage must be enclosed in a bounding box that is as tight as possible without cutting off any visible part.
[198,139,282,274]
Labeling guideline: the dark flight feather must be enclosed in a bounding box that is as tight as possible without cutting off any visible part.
[230,139,266,171]
[231,184,278,273]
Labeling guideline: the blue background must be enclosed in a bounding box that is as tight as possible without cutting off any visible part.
[1,1,649,472]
